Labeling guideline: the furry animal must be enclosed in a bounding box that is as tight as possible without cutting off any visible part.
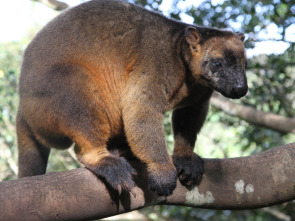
[17,0,248,196]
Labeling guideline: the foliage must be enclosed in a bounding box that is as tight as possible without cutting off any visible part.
[0,0,294,220]
[0,41,23,180]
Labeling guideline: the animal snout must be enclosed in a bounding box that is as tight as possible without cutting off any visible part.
[232,84,248,98]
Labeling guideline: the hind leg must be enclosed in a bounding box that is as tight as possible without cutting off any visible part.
[41,63,136,193]
[18,63,136,192]
[17,113,50,178]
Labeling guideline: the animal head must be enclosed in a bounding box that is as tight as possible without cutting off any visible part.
[184,26,248,99]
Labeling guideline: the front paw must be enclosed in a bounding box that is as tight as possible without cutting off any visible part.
[173,153,204,187]
[148,166,177,196]
[86,155,137,194]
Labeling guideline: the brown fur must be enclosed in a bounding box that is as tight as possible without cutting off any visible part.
[17,0,247,196]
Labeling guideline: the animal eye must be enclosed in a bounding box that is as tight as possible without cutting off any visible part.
[213,61,222,69]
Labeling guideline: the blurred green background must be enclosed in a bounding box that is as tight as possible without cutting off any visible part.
[0,0,294,220]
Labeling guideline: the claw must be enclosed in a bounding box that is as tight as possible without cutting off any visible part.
[117,184,122,195]
[130,187,136,198]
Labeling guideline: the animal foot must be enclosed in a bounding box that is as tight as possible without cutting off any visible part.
[173,153,204,187]
[148,165,177,196]
[86,155,137,195]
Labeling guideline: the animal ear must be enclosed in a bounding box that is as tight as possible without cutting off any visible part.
[185,27,202,52]
[238,33,245,42]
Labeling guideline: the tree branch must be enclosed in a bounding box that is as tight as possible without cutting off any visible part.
[262,207,291,221]
[33,0,69,11]
[1,142,295,220]
[210,92,295,134]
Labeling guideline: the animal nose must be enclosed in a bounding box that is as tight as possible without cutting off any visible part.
[233,84,248,98]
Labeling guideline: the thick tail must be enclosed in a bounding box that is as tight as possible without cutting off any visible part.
[16,112,50,178]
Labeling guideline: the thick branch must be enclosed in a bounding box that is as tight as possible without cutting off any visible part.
[33,0,69,11]
[1,142,295,220]
[210,92,295,134]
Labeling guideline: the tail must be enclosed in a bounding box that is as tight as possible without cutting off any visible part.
[16,111,50,178]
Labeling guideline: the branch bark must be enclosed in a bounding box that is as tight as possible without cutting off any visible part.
[1,142,295,221]
[210,92,295,134]
[33,0,69,11]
